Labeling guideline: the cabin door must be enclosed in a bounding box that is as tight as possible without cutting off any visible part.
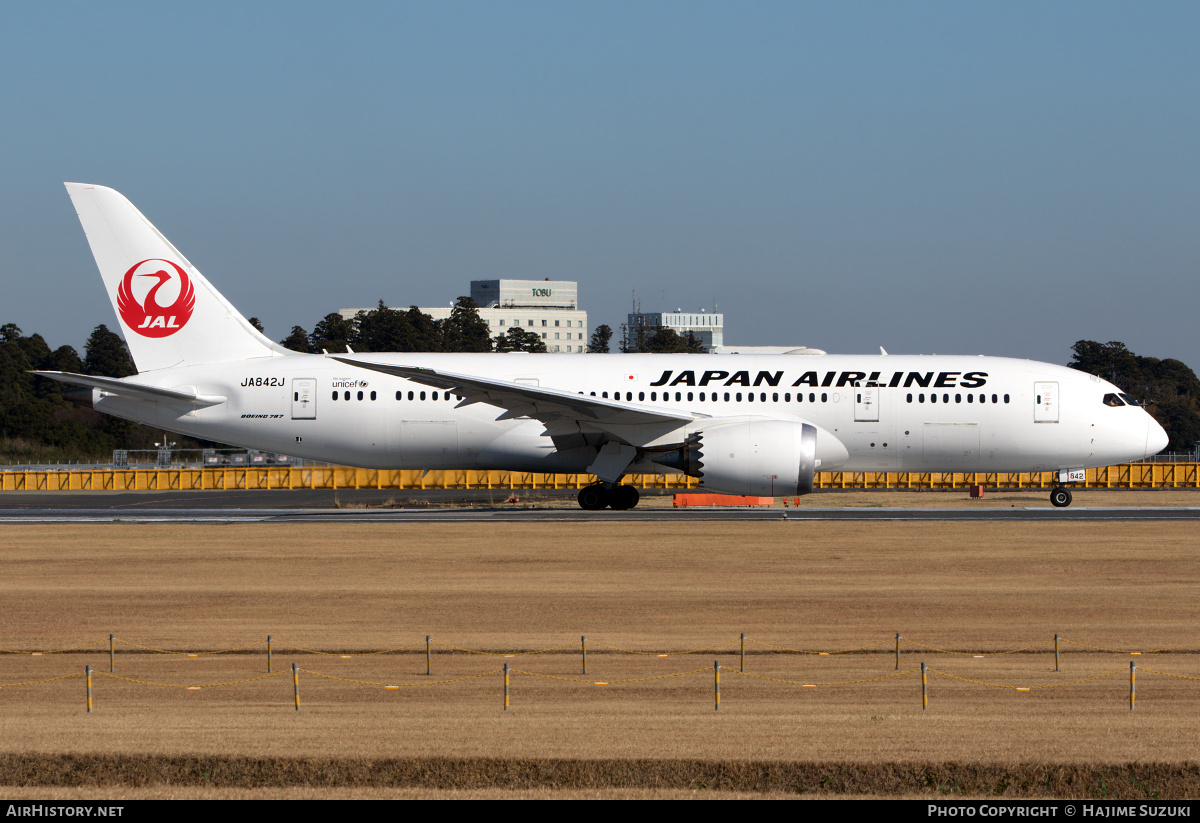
[854,387,879,422]
[1034,382,1059,423]
[291,378,317,419]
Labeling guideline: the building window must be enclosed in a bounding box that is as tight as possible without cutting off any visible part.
[554,320,560,326]
[499,319,505,326]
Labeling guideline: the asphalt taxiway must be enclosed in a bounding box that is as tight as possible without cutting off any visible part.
[0,490,1197,522]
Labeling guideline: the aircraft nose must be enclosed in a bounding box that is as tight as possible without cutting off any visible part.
[1146,417,1169,457]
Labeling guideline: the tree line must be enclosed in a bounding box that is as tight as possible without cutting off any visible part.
[275,296,698,355]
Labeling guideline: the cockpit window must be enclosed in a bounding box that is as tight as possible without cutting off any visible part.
[1103,393,1125,407]
[1119,393,1138,406]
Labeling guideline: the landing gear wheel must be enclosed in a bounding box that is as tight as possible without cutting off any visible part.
[1050,487,1073,508]
[578,484,610,510]
[609,484,641,511]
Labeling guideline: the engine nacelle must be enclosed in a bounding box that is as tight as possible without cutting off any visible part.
[652,418,848,497]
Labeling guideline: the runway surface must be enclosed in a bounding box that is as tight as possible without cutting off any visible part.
[0,490,1197,522]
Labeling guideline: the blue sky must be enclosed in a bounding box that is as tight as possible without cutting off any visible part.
[2,2,1197,367]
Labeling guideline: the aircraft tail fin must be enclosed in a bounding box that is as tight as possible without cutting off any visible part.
[64,183,289,373]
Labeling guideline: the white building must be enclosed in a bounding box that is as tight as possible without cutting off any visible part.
[626,309,724,351]
[341,279,589,353]
[626,308,823,355]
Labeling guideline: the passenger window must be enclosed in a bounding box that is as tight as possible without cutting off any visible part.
[772,393,778,402]
[1004,394,1010,403]
[395,391,401,401]
[906,393,912,403]
[821,393,827,402]
[687,392,694,401]
[432,391,439,401]
[408,391,414,400]
[332,391,338,401]
[760,392,766,402]
[943,394,949,403]
[344,391,350,401]
[602,392,608,398]
[724,392,731,401]
[736,392,743,401]
[809,393,816,402]
[371,391,377,401]
[931,394,937,403]
[784,393,790,402]
[992,394,997,403]
[420,391,426,400]
[748,393,754,402]
[955,394,961,403]
[639,391,645,401]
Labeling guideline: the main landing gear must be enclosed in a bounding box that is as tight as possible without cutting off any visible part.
[1050,486,1073,508]
[577,483,641,511]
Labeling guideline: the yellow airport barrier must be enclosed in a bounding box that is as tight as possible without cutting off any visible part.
[1,463,1198,492]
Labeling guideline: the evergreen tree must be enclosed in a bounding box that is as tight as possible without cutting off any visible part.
[84,325,136,377]
[247,317,265,333]
[353,301,411,351]
[402,306,443,352]
[440,296,492,352]
[493,326,548,353]
[624,324,707,353]
[310,312,355,353]
[587,324,613,353]
[280,326,314,353]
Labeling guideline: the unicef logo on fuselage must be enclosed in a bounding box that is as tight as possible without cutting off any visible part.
[117,259,196,338]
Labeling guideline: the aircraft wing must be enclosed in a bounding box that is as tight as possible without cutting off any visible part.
[330,357,698,432]
[31,371,227,408]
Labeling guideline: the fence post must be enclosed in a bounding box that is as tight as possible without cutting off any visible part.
[109,634,114,673]
[714,660,721,711]
[504,663,510,711]
[921,661,928,710]
[267,635,272,673]
[1054,634,1060,672]
[426,635,431,676]
[292,662,300,711]
[1130,661,1136,711]
[896,633,901,670]
[581,635,587,675]
[740,633,745,673]
[86,665,92,713]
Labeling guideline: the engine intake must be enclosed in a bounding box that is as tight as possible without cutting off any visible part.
[650,418,846,497]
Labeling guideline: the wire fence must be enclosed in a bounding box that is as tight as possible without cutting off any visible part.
[3,632,1197,714]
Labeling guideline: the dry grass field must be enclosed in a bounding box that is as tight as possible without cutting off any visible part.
[2,506,1200,798]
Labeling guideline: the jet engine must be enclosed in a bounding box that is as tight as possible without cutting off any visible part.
[651,418,848,497]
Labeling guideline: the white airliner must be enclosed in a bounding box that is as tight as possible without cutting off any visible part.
[37,183,1168,510]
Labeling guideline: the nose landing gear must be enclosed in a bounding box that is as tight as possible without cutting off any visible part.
[577,483,641,510]
[1050,486,1073,508]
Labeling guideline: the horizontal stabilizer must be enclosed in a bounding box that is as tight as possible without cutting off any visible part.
[31,371,226,407]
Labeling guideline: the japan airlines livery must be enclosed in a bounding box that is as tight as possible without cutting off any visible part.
[38,184,1168,510]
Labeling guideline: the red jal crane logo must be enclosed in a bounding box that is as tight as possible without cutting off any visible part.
[117,259,196,337]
